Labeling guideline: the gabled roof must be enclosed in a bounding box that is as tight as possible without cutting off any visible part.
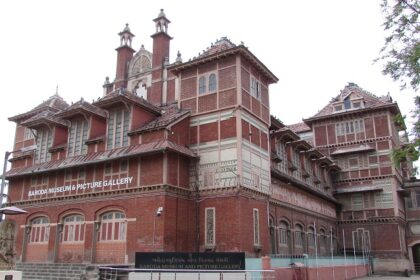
[129,103,190,135]
[21,110,69,128]
[169,40,278,84]
[304,83,400,124]
[288,122,311,133]
[55,98,107,119]
[6,139,197,178]
[93,90,161,115]
[9,93,69,122]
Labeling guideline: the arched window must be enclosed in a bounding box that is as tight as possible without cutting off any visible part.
[319,228,327,255]
[278,221,289,246]
[308,226,315,248]
[208,74,217,92]
[61,214,85,243]
[294,224,304,247]
[98,211,126,241]
[199,76,206,94]
[29,217,50,243]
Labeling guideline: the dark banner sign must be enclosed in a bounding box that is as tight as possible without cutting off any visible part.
[135,252,245,270]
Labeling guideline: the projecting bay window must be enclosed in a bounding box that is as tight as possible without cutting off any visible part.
[107,109,130,150]
[205,207,216,248]
[68,119,89,157]
[34,128,52,163]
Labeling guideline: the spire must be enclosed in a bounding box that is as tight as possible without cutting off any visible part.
[153,9,171,34]
[118,23,135,47]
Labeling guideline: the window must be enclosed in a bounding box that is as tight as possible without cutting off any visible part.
[107,109,130,150]
[205,208,215,247]
[416,191,420,207]
[349,157,359,169]
[68,119,89,157]
[351,193,363,210]
[335,119,364,136]
[24,127,35,140]
[253,209,260,246]
[308,227,315,248]
[405,195,413,209]
[344,97,351,109]
[294,224,304,247]
[34,128,52,163]
[61,215,85,242]
[250,77,261,99]
[199,76,206,94]
[98,211,126,241]
[208,73,217,92]
[29,217,50,243]
[198,73,217,94]
[334,105,343,112]
[279,221,289,246]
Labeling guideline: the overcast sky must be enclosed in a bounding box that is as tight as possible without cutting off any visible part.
[0,0,417,174]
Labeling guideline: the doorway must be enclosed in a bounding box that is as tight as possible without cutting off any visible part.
[413,244,420,274]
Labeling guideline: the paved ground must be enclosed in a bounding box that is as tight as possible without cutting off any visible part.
[355,275,420,279]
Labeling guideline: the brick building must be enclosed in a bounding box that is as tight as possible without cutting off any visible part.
[292,83,415,272]
[3,9,417,274]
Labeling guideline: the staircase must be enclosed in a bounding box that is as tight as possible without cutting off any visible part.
[15,262,99,280]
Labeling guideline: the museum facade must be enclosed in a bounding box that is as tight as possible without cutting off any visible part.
[4,9,419,273]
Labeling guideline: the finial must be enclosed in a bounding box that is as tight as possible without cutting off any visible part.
[119,23,134,47]
[176,51,182,63]
[55,85,59,95]
[140,44,144,49]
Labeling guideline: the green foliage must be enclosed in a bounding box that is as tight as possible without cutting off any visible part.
[377,0,419,91]
[392,97,420,169]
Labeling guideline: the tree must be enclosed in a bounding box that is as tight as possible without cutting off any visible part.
[392,96,420,166]
[377,0,419,91]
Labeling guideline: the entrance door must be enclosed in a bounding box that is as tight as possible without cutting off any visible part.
[413,244,420,274]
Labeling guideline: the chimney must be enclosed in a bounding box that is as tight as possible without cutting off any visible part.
[114,24,135,90]
[150,9,172,105]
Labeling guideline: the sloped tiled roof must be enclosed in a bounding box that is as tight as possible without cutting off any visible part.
[129,103,190,135]
[197,37,236,58]
[304,83,399,123]
[288,122,311,133]
[93,90,161,115]
[6,139,197,178]
[9,93,69,122]
[55,98,107,119]
[21,110,69,128]
[169,42,278,84]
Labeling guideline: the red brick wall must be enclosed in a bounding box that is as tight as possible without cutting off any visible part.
[131,106,156,131]
[199,122,218,143]
[374,115,389,137]
[140,155,163,185]
[220,117,236,139]
[58,243,84,263]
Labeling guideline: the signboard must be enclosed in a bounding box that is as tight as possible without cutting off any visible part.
[28,176,133,197]
[135,252,245,270]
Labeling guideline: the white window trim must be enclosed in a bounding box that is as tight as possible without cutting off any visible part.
[198,71,218,95]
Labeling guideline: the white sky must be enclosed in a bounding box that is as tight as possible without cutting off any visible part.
[0,0,417,174]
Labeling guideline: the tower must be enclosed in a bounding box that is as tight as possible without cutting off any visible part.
[150,9,172,105]
[114,24,135,90]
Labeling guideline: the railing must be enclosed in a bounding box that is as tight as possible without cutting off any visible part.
[98,267,276,280]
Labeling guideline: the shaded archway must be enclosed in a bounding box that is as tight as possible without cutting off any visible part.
[413,244,420,274]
